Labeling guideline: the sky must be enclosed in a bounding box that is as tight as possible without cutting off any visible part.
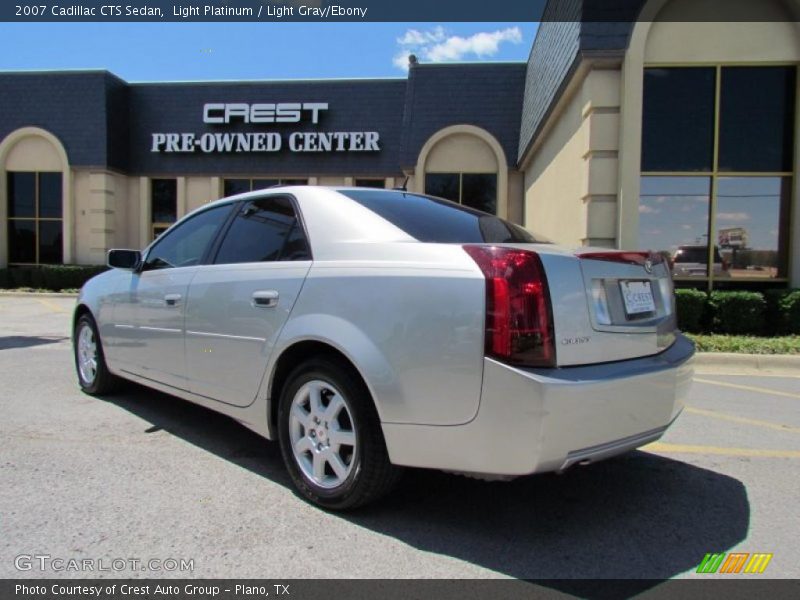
[0,22,538,81]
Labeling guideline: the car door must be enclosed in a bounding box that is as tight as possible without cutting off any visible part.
[184,195,312,406]
[110,203,235,389]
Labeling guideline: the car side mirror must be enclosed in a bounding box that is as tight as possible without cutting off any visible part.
[107,249,141,270]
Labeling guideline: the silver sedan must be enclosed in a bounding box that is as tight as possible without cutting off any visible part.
[73,187,694,509]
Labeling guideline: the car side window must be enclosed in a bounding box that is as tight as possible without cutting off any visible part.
[143,204,233,271]
[213,196,311,264]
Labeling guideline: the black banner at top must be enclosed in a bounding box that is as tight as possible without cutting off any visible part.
[4,0,545,22]
[2,0,798,23]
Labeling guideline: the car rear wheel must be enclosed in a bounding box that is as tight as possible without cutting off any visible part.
[278,357,401,510]
[74,314,120,395]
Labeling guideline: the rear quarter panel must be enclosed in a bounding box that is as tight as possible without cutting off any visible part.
[275,244,486,426]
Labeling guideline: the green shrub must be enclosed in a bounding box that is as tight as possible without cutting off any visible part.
[763,289,789,335]
[1,265,107,291]
[674,288,707,333]
[686,333,800,355]
[709,291,766,335]
[778,290,800,335]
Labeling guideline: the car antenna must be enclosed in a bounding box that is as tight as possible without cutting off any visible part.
[394,176,409,192]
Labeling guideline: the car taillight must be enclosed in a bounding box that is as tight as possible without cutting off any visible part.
[463,246,555,368]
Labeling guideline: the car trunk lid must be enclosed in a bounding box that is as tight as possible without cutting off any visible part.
[532,247,678,366]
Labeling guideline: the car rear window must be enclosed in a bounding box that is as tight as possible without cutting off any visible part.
[339,190,548,244]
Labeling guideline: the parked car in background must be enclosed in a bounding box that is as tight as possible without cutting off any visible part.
[671,245,730,278]
[73,187,694,509]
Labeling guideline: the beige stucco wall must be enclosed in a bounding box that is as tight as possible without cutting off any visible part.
[186,176,219,212]
[5,136,64,171]
[69,169,128,264]
[124,176,141,251]
[425,133,499,173]
[645,2,799,64]
[72,171,92,264]
[507,170,524,224]
[522,68,622,247]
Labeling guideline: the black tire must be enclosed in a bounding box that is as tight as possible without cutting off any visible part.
[73,313,121,395]
[277,357,402,510]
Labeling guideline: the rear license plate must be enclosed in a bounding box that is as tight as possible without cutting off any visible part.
[620,280,656,316]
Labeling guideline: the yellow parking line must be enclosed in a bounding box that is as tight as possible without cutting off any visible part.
[644,442,800,459]
[685,406,800,434]
[35,298,68,313]
[694,377,800,400]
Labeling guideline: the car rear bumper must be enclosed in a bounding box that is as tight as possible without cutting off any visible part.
[382,334,694,476]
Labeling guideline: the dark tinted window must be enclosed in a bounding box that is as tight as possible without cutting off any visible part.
[252,179,280,191]
[8,172,35,218]
[7,220,36,263]
[151,179,177,223]
[462,174,497,214]
[355,179,385,189]
[38,173,62,218]
[224,178,308,197]
[719,67,796,172]
[639,176,711,277]
[642,68,715,171]
[340,190,544,244]
[425,173,459,202]
[144,204,232,270]
[224,179,250,196]
[7,171,63,264]
[38,220,63,264]
[214,196,310,264]
[715,176,791,279]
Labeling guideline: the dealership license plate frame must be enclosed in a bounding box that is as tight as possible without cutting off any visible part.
[619,280,656,317]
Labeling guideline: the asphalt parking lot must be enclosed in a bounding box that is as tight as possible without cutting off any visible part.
[1,295,798,585]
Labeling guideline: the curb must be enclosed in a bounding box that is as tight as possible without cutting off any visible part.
[695,352,800,374]
[0,291,78,298]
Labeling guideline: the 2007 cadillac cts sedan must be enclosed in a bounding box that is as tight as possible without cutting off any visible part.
[73,186,694,509]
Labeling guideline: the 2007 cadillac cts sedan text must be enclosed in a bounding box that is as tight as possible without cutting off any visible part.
[73,187,694,509]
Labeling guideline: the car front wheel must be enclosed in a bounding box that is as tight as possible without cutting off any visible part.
[74,314,120,395]
[278,357,401,510]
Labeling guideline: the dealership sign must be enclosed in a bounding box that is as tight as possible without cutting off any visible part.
[150,102,380,153]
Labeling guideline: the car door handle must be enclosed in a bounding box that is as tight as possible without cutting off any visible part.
[164,293,182,306]
[252,290,279,308]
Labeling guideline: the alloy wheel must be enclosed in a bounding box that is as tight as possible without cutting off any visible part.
[289,380,357,489]
[77,324,98,385]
